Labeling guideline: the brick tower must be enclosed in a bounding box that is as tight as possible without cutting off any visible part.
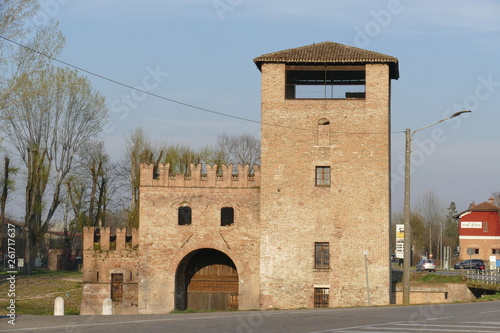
[254,42,399,308]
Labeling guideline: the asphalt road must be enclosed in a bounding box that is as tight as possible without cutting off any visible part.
[1,301,500,333]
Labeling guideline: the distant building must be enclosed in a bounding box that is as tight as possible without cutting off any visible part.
[456,198,500,262]
[81,41,399,314]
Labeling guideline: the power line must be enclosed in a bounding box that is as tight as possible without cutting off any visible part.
[0,35,403,136]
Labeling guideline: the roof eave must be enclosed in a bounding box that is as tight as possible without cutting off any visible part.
[253,59,399,80]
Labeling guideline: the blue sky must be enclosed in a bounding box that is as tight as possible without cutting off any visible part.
[35,0,500,213]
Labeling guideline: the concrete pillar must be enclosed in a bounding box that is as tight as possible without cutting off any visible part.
[54,297,64,316]
[102,298,113,315]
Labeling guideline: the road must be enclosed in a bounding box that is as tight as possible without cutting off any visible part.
[1,301,500,333]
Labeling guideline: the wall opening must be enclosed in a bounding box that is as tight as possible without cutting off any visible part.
[221,207,234,226]
[286,66,365,99]
[175,249,238,311]
[178,206,192,225]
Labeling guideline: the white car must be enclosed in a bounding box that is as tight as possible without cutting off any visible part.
[416,259,436,272]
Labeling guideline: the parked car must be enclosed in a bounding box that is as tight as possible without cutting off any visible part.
[453,259,485,270]
[416,259,436,272]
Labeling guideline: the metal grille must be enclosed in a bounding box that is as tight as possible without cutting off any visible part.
[314,288,329,308]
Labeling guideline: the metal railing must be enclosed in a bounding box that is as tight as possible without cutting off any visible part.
[464,269,500,284]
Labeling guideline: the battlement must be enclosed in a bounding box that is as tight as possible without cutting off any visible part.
[83,227,139,251]
[140,163,261,188]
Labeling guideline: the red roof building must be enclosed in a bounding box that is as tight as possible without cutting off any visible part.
[456,198,500,263]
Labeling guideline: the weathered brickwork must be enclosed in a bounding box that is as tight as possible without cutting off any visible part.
[80,227,139,315]
[137,164,261,313]
[81,42,397,313]
[259,63,392,309]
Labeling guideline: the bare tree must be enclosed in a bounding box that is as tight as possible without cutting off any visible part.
[0,157,18,252]
[1,66,107,273]
[121,128,152,229]
[215,133,260,170]
[416,191,446,259]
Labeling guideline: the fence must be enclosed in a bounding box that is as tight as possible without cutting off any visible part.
[464,269,500,284]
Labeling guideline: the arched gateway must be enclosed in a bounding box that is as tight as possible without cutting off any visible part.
[175,249,238,311]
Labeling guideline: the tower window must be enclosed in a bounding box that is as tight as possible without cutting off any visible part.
[285,67,365,99]
[221,207,234,226]
[315,242,330,269]
[178,206,192,225]
[315,166,331,186]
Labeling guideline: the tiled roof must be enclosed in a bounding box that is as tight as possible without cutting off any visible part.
[455,199,500,217]
[469,201,500,211]
[253,41,399,79]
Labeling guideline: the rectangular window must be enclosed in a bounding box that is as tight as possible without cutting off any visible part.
[111,273,123,302]
[315,166,331,186]
[314,288,329,308]
[483,222,488,232]
[315,242,330,269]
[286,68,366,99]
[492,249,500,255]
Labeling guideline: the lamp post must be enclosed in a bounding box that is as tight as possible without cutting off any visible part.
[402,110,471,305]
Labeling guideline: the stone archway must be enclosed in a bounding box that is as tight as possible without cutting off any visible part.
[175,249,238,311]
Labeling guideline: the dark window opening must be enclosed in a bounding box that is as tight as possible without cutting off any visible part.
[315,242,330,269]
[314,288,329,308]
[221,207,234,226]
[492,249,500,255]
[316,166,331,186]
[178,206,192,225]
[286,69,365,99]
[111,273,123,302]
[93,228,101,242]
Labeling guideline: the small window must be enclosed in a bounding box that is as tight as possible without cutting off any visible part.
[315,242,330,269]
[315,166,331,186]
[111,273,123,302]
[178,206,192,225]
[483,222,488,232]
[221,207,234,226]
[314,288,329,308]
[492,249,500,255]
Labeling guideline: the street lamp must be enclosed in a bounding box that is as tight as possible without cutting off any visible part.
[402,110,471,305]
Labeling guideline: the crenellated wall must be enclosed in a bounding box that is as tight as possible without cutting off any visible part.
[81,227,140,315]
[140,163,260,188]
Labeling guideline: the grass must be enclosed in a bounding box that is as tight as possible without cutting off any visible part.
[0,270,82,315]
[411,272,466,284]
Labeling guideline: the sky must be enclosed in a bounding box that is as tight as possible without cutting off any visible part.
[21,0,500,214]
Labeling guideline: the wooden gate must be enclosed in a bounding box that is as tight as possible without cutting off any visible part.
[177,249,239,311]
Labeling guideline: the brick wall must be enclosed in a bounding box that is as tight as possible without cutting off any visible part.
[137,164,261,313]
[259,63,391,308]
